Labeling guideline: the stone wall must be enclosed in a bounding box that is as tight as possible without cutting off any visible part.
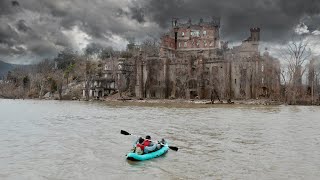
[103,19,281,100]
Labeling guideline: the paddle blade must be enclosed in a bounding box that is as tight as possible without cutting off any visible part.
[169,146,178,151]
[121,130,131,135]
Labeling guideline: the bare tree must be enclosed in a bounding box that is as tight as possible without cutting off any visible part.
[83,60,99,100]
[308,58,320,104]
[49,69,64,100]
[280,38,312,104]
[141,39,160,56]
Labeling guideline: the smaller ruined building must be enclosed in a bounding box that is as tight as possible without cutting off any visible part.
[88,17,281,100]
[82,58,117,99]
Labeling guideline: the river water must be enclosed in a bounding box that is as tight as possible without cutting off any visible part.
[0,99,320,180]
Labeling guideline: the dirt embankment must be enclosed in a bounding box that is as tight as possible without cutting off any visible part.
[101,93,284,106]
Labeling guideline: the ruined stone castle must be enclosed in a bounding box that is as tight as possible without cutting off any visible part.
[86,18,281,100]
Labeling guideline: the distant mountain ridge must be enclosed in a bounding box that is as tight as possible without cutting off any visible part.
[0,61,15,78]
[0,61,35,79]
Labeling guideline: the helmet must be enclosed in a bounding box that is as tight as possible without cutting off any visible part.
[145,135,151,140]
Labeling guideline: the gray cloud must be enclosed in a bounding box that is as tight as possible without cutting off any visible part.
[0,1,16,15]
[16,20,30,32]
[0,0,320,64]
[131,0,320,42]
[0,23,19,46]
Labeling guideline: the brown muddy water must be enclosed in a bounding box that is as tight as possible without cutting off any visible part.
[0,99,320,180]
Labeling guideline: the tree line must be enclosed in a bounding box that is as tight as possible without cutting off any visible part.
[0,39,160,100]
[1,38,319,105]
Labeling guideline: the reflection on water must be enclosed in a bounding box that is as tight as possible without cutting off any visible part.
[0,99,320,179]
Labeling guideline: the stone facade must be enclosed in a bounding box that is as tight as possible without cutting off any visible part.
[88,18,281,100]
[133,18,280,100]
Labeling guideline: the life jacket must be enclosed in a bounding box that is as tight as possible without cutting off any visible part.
[143,139,151,146]
[135,143,145,155]
[136,143,145,151]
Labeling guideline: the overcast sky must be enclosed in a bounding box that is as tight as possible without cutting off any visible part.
[0,0,320,64]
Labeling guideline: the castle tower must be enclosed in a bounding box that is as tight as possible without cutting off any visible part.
[250,28,260,41]
[135,51,145,98]
[172,18,178,27]
[172,18,179,49]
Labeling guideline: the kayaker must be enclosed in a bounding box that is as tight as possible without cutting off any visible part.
[143,135,157,153]
[133,137,144,146]
[133,136,162,154]
[143,135,153,146]
[155,138,166,150]
[134,137,145,155]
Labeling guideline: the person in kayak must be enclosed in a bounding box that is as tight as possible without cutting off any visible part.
[133,136,163,154]
[158,138,166,148]
[142,135,152,146]
[134,137,145,155]
[133,137,144,146]
[143,135,157,153]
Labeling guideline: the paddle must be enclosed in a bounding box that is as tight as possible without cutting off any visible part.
[120,130,179,151]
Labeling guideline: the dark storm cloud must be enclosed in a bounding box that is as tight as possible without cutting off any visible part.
[132,0,320,42]
[0,24,19,46]
[1,0,320,64]
[117,2,146,23]
[303,15,320,32]
[16,20,30,32]
[129,7,146,23]
[0,1,14,15]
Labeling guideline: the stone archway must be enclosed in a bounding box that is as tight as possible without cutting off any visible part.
[188,79,198,99]
[98,90,103,97]
[261,86,269,97]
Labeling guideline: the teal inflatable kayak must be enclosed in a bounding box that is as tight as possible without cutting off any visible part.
[126,143,169,161]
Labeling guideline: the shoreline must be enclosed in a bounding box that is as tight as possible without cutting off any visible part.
[2,96,320,106]
[104,97,284,106]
